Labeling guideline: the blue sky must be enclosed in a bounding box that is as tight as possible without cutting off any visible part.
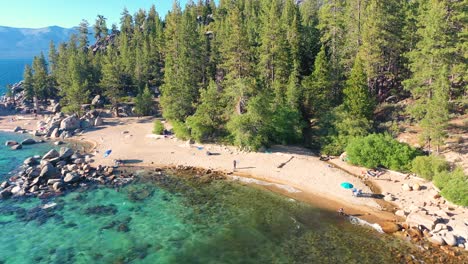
[0,0,191,28]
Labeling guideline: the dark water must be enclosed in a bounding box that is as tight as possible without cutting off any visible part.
[0,58,31,94]
[0,164,448,264]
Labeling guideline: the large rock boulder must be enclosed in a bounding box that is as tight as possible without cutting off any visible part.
[40,163,60,179]
[11,144,22,150]
[80,119,94,129]
[94,116,103,126]
[23,157,38,166]
[406,212,439,230]
[52,103,61,113]
[21,138,36,145]
[64,172,80,183]
[443,232,458,246]
[428,234,446,246]
[13,126,22,132]
[59,147,74,160]
[5,140,18,146]
[91,95,102,107]
[60,116,80,131]
[378,222,401,234]
[50,127,60,138]
[42,149,59,160]
[0,189,12,199]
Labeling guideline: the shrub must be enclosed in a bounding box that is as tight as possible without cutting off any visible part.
[433,167,468,206]
[172,121,191,140]
[153,120,164,135]
[346,133,420,171]
[411,155,449,180]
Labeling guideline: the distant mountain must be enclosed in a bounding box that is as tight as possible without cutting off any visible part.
[0,25,90,59]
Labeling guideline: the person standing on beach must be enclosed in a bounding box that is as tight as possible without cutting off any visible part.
[233,160,237,171]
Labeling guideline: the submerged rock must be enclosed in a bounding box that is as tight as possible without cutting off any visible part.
[21,138,36,145]
[85,205,118,216]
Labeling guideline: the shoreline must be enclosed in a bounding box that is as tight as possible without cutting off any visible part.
[1,114,467,258]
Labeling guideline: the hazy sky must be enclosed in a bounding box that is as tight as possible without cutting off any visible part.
[0,0,191,28]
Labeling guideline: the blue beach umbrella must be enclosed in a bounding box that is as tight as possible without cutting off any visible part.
[104,149,112,157]
[340,182,354,189]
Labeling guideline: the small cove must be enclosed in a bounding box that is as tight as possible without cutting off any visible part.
[0,164,458,263]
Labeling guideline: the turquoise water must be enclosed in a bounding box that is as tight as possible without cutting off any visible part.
[0,131,54,179]
[0,132,459,263]
[0,58,31,95]
[0,168,446,263]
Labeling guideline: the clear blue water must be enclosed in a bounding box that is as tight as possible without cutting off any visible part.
[0,131,54,179]
[0,132,453,264]
[0,58,31,95]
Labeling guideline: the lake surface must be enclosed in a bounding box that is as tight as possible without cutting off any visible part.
[0,134,449,263]
[0,58,31,95]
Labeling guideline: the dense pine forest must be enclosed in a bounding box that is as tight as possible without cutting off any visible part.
[20,0,466,154]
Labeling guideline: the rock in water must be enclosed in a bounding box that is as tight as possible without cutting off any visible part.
[13,126,22,132]
[40,163,60,179]
[11,144,22,150]
[5,140,18,146]
[42,149,59,160]
[64,172,80,183]
[23,157,37,166]
[21,138,36,145]
[60,116,80,131]
[0,189,12,199]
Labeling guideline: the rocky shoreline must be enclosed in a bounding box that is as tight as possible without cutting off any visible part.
[0,145,134,200]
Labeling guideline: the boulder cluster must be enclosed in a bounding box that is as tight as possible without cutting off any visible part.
[0,147,134,200]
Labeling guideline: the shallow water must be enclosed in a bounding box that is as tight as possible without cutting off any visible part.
[0,166,447,264]
[0,131,56,179]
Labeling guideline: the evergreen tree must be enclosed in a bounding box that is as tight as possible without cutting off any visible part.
[343,53,375,120]
[404,0,454,151]
[93,15,108,40]
[100,46,124,115]
[48,40,59,74]
[186,80,228,142]
[22,64,34,100]
[134,85,154,116]
[160,2,204,121]
[31,53,50,100]
[302,45,333,117]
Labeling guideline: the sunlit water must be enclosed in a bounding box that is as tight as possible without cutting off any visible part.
[0,132,459,263]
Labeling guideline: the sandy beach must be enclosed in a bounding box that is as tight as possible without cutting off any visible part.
[1,114,467,242]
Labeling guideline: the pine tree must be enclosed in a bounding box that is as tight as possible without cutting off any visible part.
[31,53,50,100]
[134,85,154,116]
[160,2,204,121]
[22,64,34,100]
[48,40,59,74]
[343,53,375,120]
[186,80,227,142]
[302,45,333,117]
[93,15,108,40]
[404,0,454,152]
[258,0,291,102]
[317,0,346,102]
[100,46,124,115]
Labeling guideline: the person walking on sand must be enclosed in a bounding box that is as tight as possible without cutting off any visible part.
[233,160,237,171]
